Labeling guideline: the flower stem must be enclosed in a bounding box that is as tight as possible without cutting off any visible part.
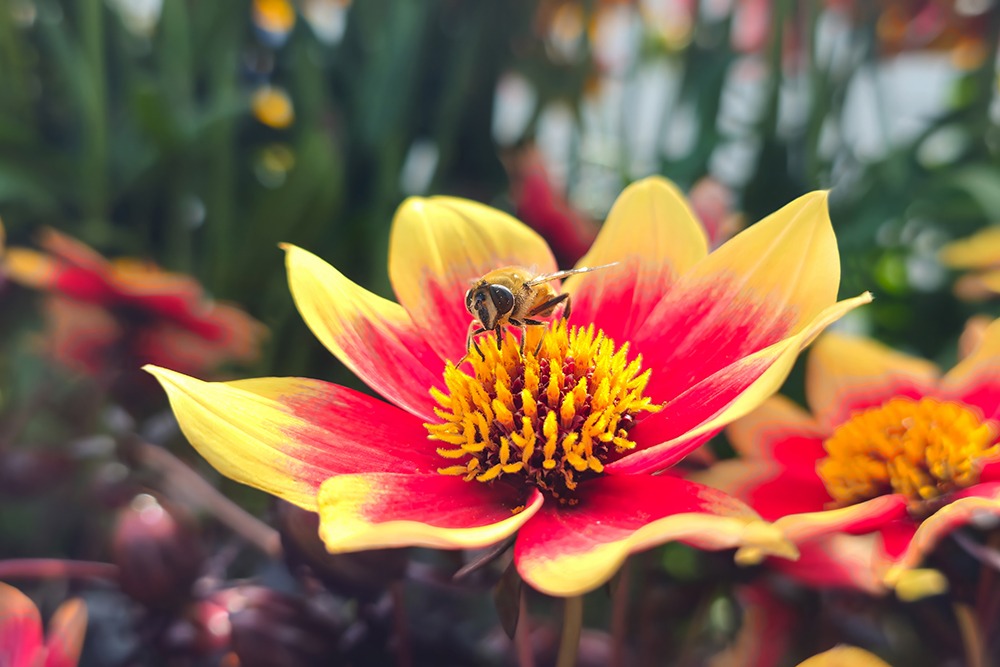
[515,586,535,667]
[391,582,414,667]
[954,602,985,667]
[0,559,118,581]
[135,441,282,558]
[556,595,583,667]
[610,560,631,667]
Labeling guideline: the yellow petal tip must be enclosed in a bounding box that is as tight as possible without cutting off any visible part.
[888,567,949,602]
[734,521,799,565]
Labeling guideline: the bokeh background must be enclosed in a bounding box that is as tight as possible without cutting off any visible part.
[1,1,1000,665]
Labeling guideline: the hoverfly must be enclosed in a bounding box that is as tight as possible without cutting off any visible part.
[463,263,617,358]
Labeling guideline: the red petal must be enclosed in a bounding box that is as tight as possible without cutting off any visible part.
[0,582,44,667]
[805,333,939,430]
[562,177,708,345]
[630,191,839,404]
[608,296,870,474]
[513,475,791,597]
[387,197,558,363]
[697,460,831,521]
[770,534,888,594]
[148,368,441,511]
[772,495,910,545]
[285,244,447,421]
[317,474,542,552]
[725,395,827,466]
[883,482,1000,580]
[43,599,87,667]
[39,297,120,376]
[941,319,1000,419]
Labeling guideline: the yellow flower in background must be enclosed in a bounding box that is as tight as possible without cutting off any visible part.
[253,0,296,45]
[940,226,1000,300]
[252,85,295,129]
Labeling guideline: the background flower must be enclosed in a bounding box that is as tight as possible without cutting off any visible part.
[4,229,265,405]
[0,582,88,667]
[704,324,1000,595]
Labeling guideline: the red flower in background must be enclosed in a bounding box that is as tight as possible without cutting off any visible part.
[502,144,599,268]
[0,582,87,667]
[703,325,1000,596]
[504,144,743,267]
[4,229,265,389]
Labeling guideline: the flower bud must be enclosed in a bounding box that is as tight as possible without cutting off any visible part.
[158,597,233,658]
[112,494,203,610]
[276,501,408,600]
[222,585,342,667]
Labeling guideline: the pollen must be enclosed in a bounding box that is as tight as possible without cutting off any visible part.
[426,321,661,504]
[818,397,1000,510]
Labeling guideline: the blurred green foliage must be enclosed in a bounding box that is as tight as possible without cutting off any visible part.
[1,0,998,388]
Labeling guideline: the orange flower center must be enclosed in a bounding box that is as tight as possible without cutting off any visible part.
[818,397,1000,508]
[426,321,661,504]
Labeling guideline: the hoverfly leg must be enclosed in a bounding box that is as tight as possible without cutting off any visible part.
[562,294,572,320]
[521,318,545,356]
[465,322,487,362]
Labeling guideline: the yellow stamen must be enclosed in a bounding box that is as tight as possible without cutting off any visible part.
[818,397,1000,509]
[426,321,661,503]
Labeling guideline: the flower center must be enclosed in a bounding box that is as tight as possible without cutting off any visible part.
[426,321,661,504]
[818,397,1000,508]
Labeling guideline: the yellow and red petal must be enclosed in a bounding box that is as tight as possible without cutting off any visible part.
[38,297,120,376]
[284,244,446,421]
[725,395,826,464]
[106,259,212,321]
[37,228,107,272]
[137,305,265,375]
[609,294,871,475]
[5,247,74,292]
[765,495,910,547]
[6,230,117,301]
[695,460,830,521]
[0,582,43,667]
[562,177,708,344]
[806,333,939,430]
[145,366,438,511]
[633,190,841,404]
[316,473,542,552]
[941,317,1000,419]
[770,534,888,594]
[512,475,796,597]
[42,598,87,667]
[939,226,1000,269]
[387,196,558,362]
[882,482,1000,586]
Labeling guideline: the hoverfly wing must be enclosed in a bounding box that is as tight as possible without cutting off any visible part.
[524,262,619,287]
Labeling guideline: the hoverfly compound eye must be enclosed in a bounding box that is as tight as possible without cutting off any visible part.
[464,288,475,313]
[488,285,515,315]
